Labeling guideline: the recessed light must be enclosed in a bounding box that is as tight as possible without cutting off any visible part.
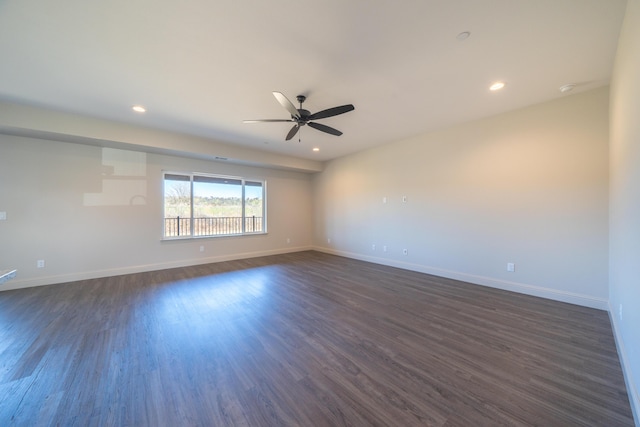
[312,147,320,152]
[489,82,506,91]
[132,105,146,113]
[456,31,471,41]
[559,84,576,93]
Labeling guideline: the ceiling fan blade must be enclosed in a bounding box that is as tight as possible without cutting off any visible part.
[308,122,343,136]
[273,92,300,119]
[285,124,300,141]
[243,119,295,123]
[308,104,354,120]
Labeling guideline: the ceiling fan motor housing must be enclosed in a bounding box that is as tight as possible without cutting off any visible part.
[296,109,311,122]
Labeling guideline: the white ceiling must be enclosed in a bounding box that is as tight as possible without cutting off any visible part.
[0,0,627,162]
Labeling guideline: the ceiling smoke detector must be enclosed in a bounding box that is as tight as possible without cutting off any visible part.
[456,31,471,41]
[559,84,576,93]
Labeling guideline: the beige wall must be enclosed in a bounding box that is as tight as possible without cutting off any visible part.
[0,100,323,173]
[610,0,640,421]
[0,135,313,290]
[313,87,610,308]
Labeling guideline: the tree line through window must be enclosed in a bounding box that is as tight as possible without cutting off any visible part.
[163,173,265,238]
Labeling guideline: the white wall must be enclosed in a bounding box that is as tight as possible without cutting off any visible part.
[0,134,313,291]
[610,0,640,422]
[313,87,610,309]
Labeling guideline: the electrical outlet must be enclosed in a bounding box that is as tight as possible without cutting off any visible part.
[327,238,331,244]
[286,238,291,244]
[383,197,387,204]
[383,245,387,252]
[507,263,515,272]
[403,248,408,255]
[372,244,376,251]
[0,211,6,220]
[37,260,45,268]
[199,245,204,252]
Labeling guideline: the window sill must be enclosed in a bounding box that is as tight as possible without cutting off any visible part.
[161,232,268,242]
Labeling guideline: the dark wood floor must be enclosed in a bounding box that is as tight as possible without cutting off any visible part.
[0,251,633,426]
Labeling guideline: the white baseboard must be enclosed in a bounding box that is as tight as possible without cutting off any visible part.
[0,246,313,292]
[6,245,609,310]
[608,304,640,426]
[314,246,609,310]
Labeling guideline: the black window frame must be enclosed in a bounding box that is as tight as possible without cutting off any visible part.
[163,172,266,239]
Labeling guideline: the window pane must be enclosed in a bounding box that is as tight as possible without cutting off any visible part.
[244,181,263,233]
[163,172,266,239]
[193,178,243,235]
[164,175,192,237]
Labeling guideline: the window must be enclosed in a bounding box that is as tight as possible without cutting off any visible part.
[163,172,265,238]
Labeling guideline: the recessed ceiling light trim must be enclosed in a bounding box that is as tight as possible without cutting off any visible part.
[132,105,146,113]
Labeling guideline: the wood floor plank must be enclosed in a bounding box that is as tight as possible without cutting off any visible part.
[0,251,634,426]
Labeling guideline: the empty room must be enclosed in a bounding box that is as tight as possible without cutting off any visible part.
[1,0,639,425]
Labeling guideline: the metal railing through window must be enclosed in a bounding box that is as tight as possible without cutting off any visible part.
[164,216,263,237]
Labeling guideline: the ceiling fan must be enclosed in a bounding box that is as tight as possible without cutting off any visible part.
[243,92,355,141]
